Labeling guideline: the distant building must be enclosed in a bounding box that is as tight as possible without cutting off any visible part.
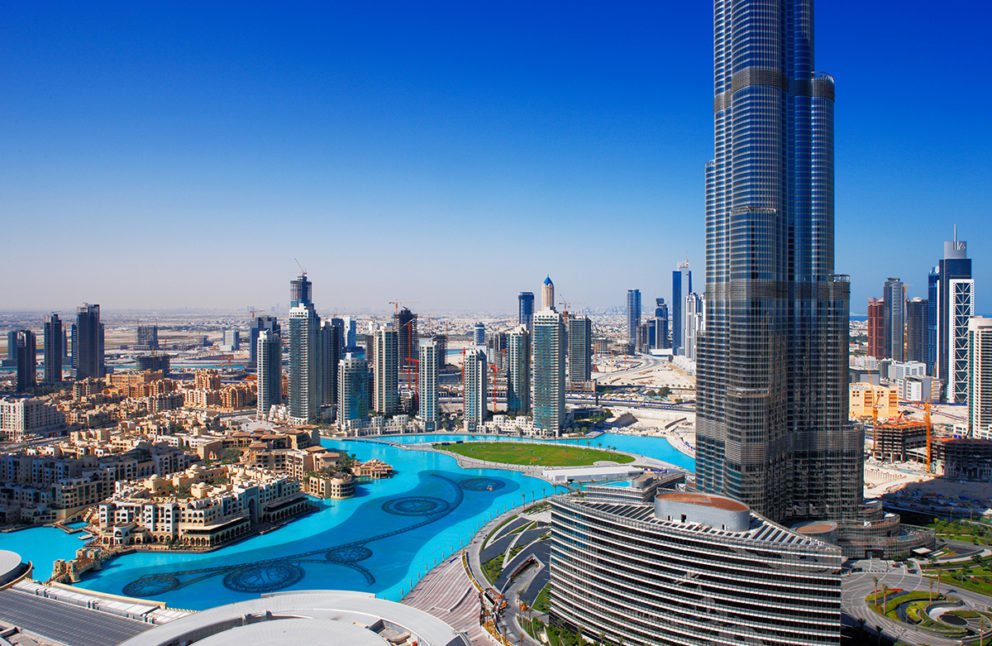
[507,327,530,415]
[135,354,170,374]
[905,298,927,364]
[671,260,691,356]
[430,333,448,371]
[486,332,506,372]
[936,230,974,402]
[12,330,36,391]
[969,317,992,439]
[373,326,398,415]
[926,268,939,374]
[288,279,320,424]
[249,316,280,367]
[221,329,240,352]
[472,322,485,346]
[74,303,104,380]
[550,490,843,646]
[532,309,565,435]
[319,319,342,407]
[934,438,992,480]
[136,325,159,351]
[341,316,357,349]
[625,289,641,346]
[652,298,669,350]
[883,277,905,362]
[257,330,282,419]
[338,354,369,427]
[567,316,592,385]
[5,331,15,363]
[0,396,64,441]
[542,276,555,311]
[44,313,63,384]
[867,297,884,358]
[683,292,703,362]
[518,292,535,333]
[418,341,439,430]
[290,273,312,306]
[849,382,898,419]
[463,347,487,431]
[394,307,418,374]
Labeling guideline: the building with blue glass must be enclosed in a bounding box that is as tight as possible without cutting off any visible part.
[518,292,534,334]
[696,0,861,523]
[625,289,641,346]
[672,261,691,356]
[507,326,530,415]
[935,230,973,402]
[532,309,565,436]
[463,346,487,431]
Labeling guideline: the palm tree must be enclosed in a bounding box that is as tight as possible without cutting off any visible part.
[872,576,879,612]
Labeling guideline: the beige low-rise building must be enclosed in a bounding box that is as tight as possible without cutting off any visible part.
[305,472,355,499]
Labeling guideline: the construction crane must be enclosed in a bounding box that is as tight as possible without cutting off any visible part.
[924,400,933,473]
[294,258,307,276]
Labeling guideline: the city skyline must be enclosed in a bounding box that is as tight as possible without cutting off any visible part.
[2,2,989,313]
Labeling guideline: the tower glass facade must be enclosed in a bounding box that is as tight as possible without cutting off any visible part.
[672,262,691,356]
[567,316,592,385]
[905,298,927,364]
[289,302,320,424]
[373,327,398,415]
[507,327,530,415]
[518,292,535,334]
[13,330,36,391]
[463,347,487,431]
[75,303,105,380]
[418,341,439,430]
[44,313,63,384]
[937,234,973,402]
[882,277,905,361]
[338,354,369,426]
[533,309,565,435]
[696,0,861,523]
[256,330,282,419]
[625,289,641,346]
[394,307,418,375]
[249,316,280,367]
[320,319,342,407]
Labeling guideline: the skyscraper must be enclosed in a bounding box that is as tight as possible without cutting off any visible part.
[905,298,928,364]
[625,289,641,347]
[74,303,104,380]
[969,318,992,440]
[320,319,343,407]
[926,268,939,374]
[472,322,485,346]
[653,298,669,350]
[6,331,16,363]
[672,261,691,356]
[338,353,369,427]
[373,326,398,415]
[867,298,884,359]
[288,275,320,424]
[541,276,555,311]
[394,307,418,375]
[249,316,280,367]
[683,293,704,362]
[418,341,439,431]
[936,230,974,403]
[532,309,565,436]
[882,278,905,362]
[567,316,592,385]
[507,327,530,415]
[486,332,507,372]
[463,347,487,431]
[518,292,535,334]
[12,330,36,391]
[256,329,282,419]
[136,325,159,350]
[696,0,861,523]
[44,313,63,384]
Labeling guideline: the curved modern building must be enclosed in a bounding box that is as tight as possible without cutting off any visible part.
[550,491,842,645]
[119,590,470,646]
[696,0,862,523]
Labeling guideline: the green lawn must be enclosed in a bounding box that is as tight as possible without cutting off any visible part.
[438,441,635,466]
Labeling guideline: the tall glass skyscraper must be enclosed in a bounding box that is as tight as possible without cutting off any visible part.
[44,313,63,384]
[625,289,641,347]
[288,274,320,424]
[507,327,530,415]
[418,341,439,430]
[518,292,535,334]
[936,230,973,403]
[74,303,104,380]
[533,309,565,436]
[696,0,861,523]
[256,329,282,419]
[672,261,691,356]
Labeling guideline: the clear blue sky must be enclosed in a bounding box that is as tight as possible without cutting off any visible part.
[1,2,989,314]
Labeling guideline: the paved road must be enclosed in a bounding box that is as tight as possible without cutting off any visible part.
[0,588,151,646]
[842,559,992,646]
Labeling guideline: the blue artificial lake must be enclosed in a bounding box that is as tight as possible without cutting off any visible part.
[0,433,693,610]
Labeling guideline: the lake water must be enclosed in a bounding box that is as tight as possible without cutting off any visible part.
[0,433,693,610]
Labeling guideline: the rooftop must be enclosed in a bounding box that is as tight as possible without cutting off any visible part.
[656,492,748,512]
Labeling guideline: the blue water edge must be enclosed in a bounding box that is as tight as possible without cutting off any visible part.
[0,432,693,610]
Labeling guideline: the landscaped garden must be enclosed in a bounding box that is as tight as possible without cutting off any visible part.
[865,587,992,641]
[926,554,992,597]
[436,441,635,467]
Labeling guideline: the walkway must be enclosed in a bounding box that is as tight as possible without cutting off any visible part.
[0,588,152,646]
[402,554,488,645]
